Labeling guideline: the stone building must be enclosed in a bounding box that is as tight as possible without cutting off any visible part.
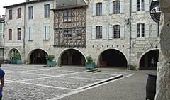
[3,0,159,70]
[0,15,5,61]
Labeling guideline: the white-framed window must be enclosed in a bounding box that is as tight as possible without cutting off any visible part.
[113,0,120,14]
[96,26,102,39]
[113,25,120,38]
[137,0,145,11]
[44,4,50,18]
[28,6,33,19]
[44,26,50,40]
[96,3,102,16]
[137,23,145,37]
[63,10,72,22]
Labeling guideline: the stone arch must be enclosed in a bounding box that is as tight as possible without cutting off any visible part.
[139,49,159,70]
[59,49,86,66]
[28,49,48,64]
[8,48,21,63]
[98,49,128,67]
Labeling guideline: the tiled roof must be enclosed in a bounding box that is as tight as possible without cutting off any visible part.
[4,0,53,8]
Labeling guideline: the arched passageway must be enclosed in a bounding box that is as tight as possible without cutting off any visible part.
[60,49,85,66]
[29,49,47,64]
[140,50,159,70]
[98,49,127,67]
[9,48,21,63]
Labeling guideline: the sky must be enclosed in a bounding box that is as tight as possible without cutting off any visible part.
[0,0,25,15]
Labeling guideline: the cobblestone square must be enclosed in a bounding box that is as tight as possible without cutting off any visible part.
[1,64,127,100]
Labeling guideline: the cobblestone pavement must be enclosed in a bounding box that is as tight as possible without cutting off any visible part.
[1,64,130,100]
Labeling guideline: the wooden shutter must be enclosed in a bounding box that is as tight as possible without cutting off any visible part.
[132,0,137,12]
[92,26,96,39]
[108,26,113,39]
[120,0,124,13]
[102,26,107,39]
[109,0,113,14]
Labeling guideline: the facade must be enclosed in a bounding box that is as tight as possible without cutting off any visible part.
[0,15,5,61]
[3,0,159,70]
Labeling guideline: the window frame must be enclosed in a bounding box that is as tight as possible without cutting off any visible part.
[28,6,33,19]
[96,26,102,39]
[113,0,120,14]
[9,9,12,20]
[17,28,21,40]
[9,29,12,40]
[113,25,120,38]
[63,10,72,22]
[137,23,145,38]
[44,4,50,18]
[96,3,102,16]
[17,8,21,18]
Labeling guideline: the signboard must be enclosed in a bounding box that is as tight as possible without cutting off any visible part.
[150,0,161,23]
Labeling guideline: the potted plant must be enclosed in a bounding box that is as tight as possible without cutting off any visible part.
[46,55,57,67]
[85,56,96,71]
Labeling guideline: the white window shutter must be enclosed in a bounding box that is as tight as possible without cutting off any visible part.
[102,26,107,39]
[109,0,113,14]
[145,23,149,38]
[120,0,124,13]
[102,2,107,15]
[93,3,96,16]
[145,0,150,11]
[132,0,137,12]
[87,26,92,39]
[131,23,137,38]
[108,26,113,39]
[120,25,125,38]
[47,26,50,40]
[92,26,96,39]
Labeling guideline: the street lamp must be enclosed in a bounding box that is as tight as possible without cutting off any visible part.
[150,0,161,37]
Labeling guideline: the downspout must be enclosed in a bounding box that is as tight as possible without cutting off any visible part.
[129,0,132,69]
[23,4,26,64]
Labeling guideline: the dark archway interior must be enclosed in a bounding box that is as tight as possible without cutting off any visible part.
[30,49,47,64]
[61,49,85,66]
[140,50,159,70]
[99,49,127,67]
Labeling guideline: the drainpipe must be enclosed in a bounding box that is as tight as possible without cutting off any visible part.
[23,4,26,64]
[128,0,132,69]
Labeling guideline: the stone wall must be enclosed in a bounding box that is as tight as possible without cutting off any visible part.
[155,0,170,99]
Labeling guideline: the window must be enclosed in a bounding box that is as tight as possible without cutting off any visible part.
[18,28,21,40]
[63,28,72,37]
[137,0,145,11]
[9,29,12,40]
[18,8,21,18]
[9,9,12,20]
[96,3,102,16]
[28,27,33,40]
[137,23,145,37]
[44,26,50,40]
[28,6,33,19]
[44,4,50,18]
[113,0,120,14]
[96,26,102,39]
[113,25,120,38]
[63,10,72,22]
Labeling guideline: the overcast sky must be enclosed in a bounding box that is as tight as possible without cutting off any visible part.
[0,0,25,15]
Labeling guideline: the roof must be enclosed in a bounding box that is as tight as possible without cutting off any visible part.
[4,0,53,8]
[55,0,87,9]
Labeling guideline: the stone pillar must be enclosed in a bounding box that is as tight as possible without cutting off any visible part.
[155,0,170,99]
